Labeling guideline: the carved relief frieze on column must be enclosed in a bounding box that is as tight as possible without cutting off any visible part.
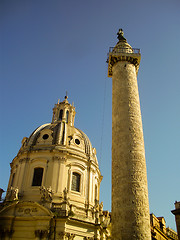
[108,30,151,239]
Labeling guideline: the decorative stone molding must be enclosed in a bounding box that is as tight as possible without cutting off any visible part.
[67,233,75,240]
[84,237,94,240]
[53,156,60,161]
[110,55,139,68]
[53,156,67,162]
[17,207,38,214]
[58,232,75,240]
[19,157,29,163]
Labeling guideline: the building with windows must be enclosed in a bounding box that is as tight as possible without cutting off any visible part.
[150,214,178,240]
[0,96,111,239]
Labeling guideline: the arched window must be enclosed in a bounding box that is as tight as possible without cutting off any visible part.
[59,109,63,121]
[66,110,69,123]
[32,167,44,186]
[71,172,80,192]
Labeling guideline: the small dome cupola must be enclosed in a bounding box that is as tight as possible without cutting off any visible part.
[52,94,76,126]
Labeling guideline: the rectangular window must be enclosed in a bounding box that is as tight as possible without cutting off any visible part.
[32,168,44,186]
[71,172,80,192]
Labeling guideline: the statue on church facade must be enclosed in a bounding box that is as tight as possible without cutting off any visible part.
[39,186,53,202]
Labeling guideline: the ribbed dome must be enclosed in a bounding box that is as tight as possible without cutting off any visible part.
[25,123,94,155]
[18,97,98,165]
[19,123,97,161]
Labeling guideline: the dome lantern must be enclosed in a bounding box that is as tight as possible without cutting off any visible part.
[52,95,76,126]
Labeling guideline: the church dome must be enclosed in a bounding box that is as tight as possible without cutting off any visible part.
[27,124,95,155]
[7,96,101,215]
[18,96,98,164]
[2,95,107,239]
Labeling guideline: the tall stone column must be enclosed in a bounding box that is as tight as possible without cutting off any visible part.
[108,29,151,239]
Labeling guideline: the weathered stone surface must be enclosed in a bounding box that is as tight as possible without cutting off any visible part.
[111,60,151,239]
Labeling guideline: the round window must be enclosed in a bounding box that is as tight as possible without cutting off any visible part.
[42,134,49,140]
[75,139,80,145]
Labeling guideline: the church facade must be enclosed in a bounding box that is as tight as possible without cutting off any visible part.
[0,97,111,239]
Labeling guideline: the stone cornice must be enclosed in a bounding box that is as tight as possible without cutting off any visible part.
[108,52,141,77]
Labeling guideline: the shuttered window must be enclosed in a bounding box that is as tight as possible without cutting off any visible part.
[71,172,80,192]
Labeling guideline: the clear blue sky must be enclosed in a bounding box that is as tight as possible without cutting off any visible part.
[0,0,180,231]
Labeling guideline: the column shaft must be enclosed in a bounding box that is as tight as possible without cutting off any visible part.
[112,61,151,239]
